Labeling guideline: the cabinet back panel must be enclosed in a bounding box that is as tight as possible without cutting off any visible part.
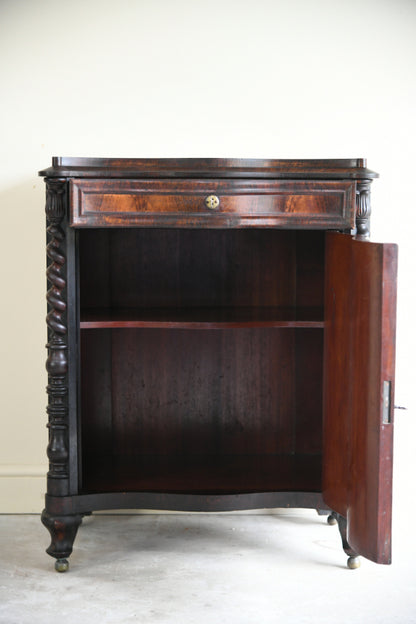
[80,327,323,490]
[79,229,325,309]
[295,329,323,454]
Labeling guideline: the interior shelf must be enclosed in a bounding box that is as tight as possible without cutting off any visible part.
[80,306,324,329]
[81,453,322,494]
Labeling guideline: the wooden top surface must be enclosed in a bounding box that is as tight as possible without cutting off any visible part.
[39,157,378,179]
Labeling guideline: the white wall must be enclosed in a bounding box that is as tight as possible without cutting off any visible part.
[0,0,415,512]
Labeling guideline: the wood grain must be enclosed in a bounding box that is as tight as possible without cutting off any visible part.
[70,179,355,229]
[79,229,325,310]
[39,156,378,180]
[40,157,399,570]
[79,306,324,329]
[323,233,397,564]
[80,327,324,492]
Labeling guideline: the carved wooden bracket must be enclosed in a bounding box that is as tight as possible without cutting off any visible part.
[356,179,372,238]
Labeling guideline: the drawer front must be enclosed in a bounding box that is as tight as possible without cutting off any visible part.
[70,179,356,228]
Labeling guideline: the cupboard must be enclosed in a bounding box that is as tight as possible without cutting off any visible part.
[39,158,397,571]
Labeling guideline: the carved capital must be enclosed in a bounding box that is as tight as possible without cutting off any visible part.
[356,179,372,239]
[46,178,67,223]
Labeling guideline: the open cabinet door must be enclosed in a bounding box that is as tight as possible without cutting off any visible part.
[323,232,398,563]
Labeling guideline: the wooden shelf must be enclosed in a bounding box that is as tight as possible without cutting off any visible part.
[81,453,322,494]
[80,306,324,329]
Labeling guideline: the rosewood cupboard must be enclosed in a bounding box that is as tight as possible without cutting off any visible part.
[39,158,397,571]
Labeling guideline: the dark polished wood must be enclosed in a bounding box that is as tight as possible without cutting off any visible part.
[41,510,82,569]
[78,229,323,309]
[79,306,324,329]
[40,156,378,179]
[323,233,397,564]
[332,513,361,569]
[356,179,372,238]
[45,179,69,497]
[81,453,322,494]
[52,156,370,168]
[39,158,396,571]
[45,491,328,516]
[80,327,323,490]
[70,179,355,229]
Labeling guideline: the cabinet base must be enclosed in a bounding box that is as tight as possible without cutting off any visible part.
[42,491,330,570]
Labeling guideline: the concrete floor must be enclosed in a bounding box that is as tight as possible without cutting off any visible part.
[0,509,415,624]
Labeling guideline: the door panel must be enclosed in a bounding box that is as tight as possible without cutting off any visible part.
[323,233,397,564]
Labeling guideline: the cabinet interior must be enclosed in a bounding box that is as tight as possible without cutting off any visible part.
[78,229,326,494]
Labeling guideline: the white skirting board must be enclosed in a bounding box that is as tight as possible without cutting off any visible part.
[0,466,47,513]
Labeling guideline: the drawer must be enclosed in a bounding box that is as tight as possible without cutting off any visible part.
[69,179,355,228]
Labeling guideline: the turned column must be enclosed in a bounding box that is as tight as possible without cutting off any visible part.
[44,178,69,496]
[41,178,82,571]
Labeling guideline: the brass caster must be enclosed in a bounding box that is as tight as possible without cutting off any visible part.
[347,556,360,570]
[55,558,69,573]
[327,513,337,526]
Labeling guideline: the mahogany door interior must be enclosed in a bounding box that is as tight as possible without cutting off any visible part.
[323,232,398,564]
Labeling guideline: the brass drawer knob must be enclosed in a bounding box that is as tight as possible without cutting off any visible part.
[205,195,220,210]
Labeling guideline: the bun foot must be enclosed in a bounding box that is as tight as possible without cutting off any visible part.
[55,558,69,572]
[41,510,82,571]
[327,513,337,525]
[347,556,360,570]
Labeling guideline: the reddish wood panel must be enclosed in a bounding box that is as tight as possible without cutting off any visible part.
[323,233,397,564]
[322,235,352,518]
[79,229,325,311]
[82,328,296,458]
[295,230,326,308]
[295,329,324,454]
[80,327,323,493]
[80,330,113,462]
[79,306,324,329]
[81,453,322,494]
[70,179,355,229]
